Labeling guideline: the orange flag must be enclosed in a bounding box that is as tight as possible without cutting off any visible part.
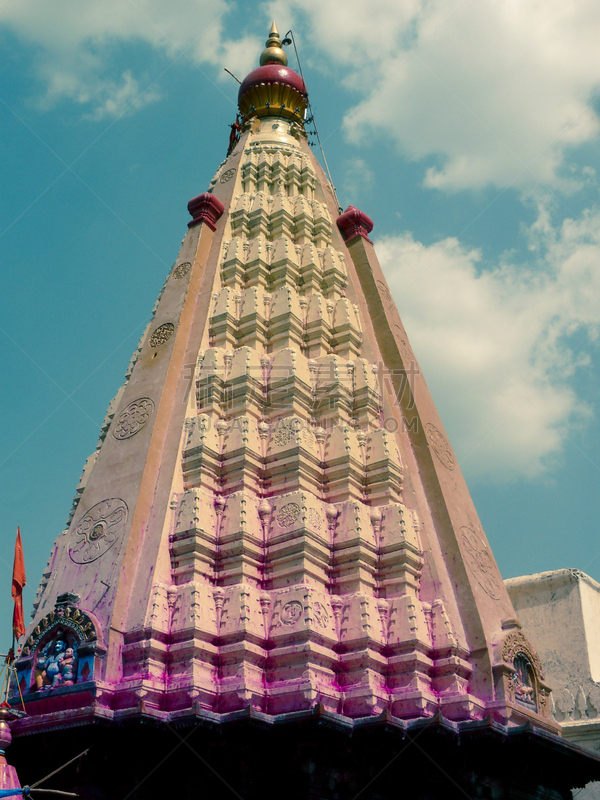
[11,528,26,640]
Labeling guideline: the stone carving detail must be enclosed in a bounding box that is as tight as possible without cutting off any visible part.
[149,323,175,347]
[172,261,192,279]
[394,323,414,364]
[18,593,103,692]
[113,398,154,440]
[376,280,393,304]
[513,653,536,706]
[588,684,600,714]
[554,687,575,716]
[69,498,128,564]
[272,422,295,447]
[313,601,329,627]
[281,601,303,625]
[502,630,544,680]
[460,525,502,600]
[307,508,322,530]
[277,502,301,528]
[501,630,546,712]
[35,634,78,690]
[219,168,236,183]
[425,423,455,470]
[301,427,317,450]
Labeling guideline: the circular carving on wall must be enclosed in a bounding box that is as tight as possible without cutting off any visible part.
[394,323,414,363]
[277,502,301,528]
[460,525,502,601]
[113,398,154,440]
[281,601,303,625]
[313,601,329,627]
[69,498,128,564]
[376,279,392,304]
[149,323,175,348]
[272,424,294,447]
[307,508,322,530]
[301,427,317,450]
[425,423,455,470]
[219,168,236,184]
[172,261,192,279]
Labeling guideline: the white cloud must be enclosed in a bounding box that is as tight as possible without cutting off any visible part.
[1,0,260,117]
[268,0,600,191]
[341,157,374,200]
[83,72,161,121]
[378,205,600,480]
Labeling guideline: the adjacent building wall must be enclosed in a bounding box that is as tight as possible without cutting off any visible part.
[506,569,600,799]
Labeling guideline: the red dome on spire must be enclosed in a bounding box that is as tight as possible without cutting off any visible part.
[237,22,308,124]
[237,64,307,124]
[238,65,306,103]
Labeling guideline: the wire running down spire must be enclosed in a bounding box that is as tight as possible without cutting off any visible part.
[281,28,342,213]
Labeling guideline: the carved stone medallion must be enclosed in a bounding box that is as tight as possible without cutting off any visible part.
[394,323,414,364]
[219,168,236,183]
[425,423,456,470]
[313,601,329,627]
[281,601,303,625]
[272,422,295,447]
[277,502,301,528]
[113,398,154,440]
[460,526,502,600]
[307,508,322,530]
[69,498,128,564]
[301,427,317,450]
[172,261,192,279]
[149,323,175,348]
[376,279,393,305]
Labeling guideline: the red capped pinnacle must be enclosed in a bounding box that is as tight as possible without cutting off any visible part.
[336,206,374,244]
[187,192,225,230]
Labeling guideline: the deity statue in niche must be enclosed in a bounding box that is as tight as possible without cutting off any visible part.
[14,592,105,696]
[35,633,79,690]
[513,653,536,706]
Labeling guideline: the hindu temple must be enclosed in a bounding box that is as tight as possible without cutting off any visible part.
[5,24,600,800]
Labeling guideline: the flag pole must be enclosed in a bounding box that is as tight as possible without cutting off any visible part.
[11,528,26,648]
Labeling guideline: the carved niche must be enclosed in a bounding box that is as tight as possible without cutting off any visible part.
[15,593,106,695]
[496,630,550,718]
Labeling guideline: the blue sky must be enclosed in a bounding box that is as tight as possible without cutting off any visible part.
[1,0,600,650]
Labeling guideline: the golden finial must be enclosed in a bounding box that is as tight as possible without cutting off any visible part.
[259,21,288,67]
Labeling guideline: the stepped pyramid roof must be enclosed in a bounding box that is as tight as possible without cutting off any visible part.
[10,23,558,738]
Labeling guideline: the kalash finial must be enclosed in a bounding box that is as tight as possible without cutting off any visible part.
[259,21,288,67]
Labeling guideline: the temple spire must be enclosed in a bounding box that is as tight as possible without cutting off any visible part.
[260,21,288,66]
[9,18,565,763]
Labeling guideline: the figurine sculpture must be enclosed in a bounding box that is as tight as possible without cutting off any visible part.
[35,637,78,690]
